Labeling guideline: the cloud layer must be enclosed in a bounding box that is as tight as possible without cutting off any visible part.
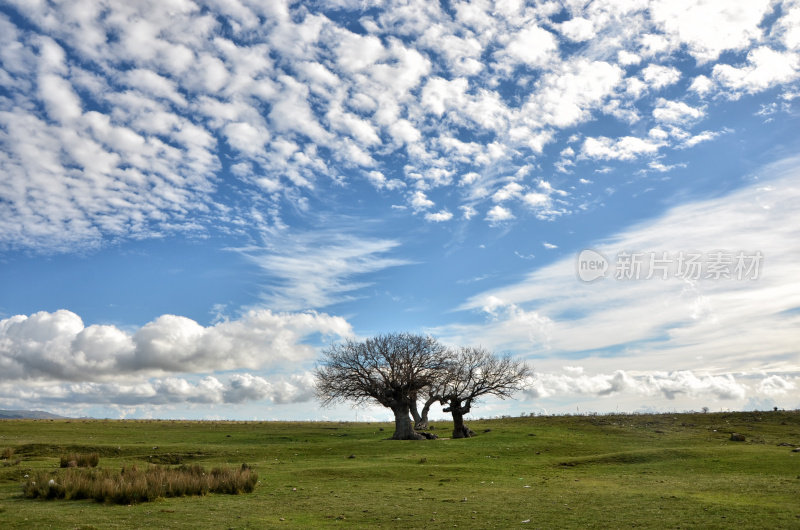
[0,372,318,409]
[1,0,799,251]
[0,308,351,382]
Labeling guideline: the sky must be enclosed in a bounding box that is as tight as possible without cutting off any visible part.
[1,0,799,421]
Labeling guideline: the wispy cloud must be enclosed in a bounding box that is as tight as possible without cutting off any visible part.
[435,157,800,379]
[237,231,410,311]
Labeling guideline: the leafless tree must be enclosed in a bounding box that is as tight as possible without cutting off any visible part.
[315,333,449,440]
[439,347,531,438]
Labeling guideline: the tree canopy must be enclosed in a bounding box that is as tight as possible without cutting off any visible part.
[438,346,532,438]
[314,333,449,439]
[315,333,530,440]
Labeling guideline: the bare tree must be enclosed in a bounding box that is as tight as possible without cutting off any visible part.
[439,347,531,438]
[315,333,449,440]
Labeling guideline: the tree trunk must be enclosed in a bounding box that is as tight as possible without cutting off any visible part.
[391,403,423,440]
[410,398,422,427]
[448,401,475,439]
[416,396,436,430]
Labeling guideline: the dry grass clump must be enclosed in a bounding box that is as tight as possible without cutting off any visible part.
[23,463,257,504]
[1,447,14,460]
[60,452,100,468]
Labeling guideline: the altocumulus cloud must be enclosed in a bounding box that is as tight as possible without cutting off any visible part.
[1,0,799,252]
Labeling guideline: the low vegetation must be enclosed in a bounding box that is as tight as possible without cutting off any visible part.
[0,411,798,528]
[23,464,257,504]
[59,452,99,468]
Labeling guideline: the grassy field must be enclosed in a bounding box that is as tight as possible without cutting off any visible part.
[0,411,799,529]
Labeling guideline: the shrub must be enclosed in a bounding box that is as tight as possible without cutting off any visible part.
[23,464,258,504]
[209,465,258,494]
[2,458,21,467]
[60,452,100,468]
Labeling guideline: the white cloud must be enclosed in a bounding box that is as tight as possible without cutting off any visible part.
[617,50,641,66]
[637,33,670,57]
[0,371,319,408]
[713,46,800,95]
[334,32,385,72]
[0,309,351,382]
[120,68,187,106]
[492,182,524,202]
[652,98,705,124]
[223,372,315,404]
[559,17,595,43]
[773,2,800,51]
[689,74,714,95]
[439,156,800,380]
[239,231,410,311]
[581,135,662,160]
[523,59,624,129]
[756,375,797,397]
[523,369,748,401]
[641,64,681,89]
[366,170,405,191]
[497,25,558,69]
[2,1,796,255]
[650,0,773,63]
[38,74,83,123]
[421,76,468,116]
[460,204,477,220]
[223,121,269,155]
[389,119,422,145]
[521,180,568,221]
[409,190,434,211]
[419,27,484,76]
[424,209,453,222]
[682,130,721,148]
[486,204,514,223]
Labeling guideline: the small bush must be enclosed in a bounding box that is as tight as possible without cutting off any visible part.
[1,447,14,460]
[60,453,99,468]
[23,464,258,504]
[147,453,183,465]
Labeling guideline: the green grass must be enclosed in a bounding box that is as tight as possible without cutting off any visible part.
[0,411,799,528]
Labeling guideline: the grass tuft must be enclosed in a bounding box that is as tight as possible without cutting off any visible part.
[60,452,99,468]
[22,464,257,504]
[0,448,14,460]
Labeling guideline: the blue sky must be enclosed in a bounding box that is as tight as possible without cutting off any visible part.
[1,0,799,420]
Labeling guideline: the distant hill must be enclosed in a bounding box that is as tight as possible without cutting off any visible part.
[0,409,67,419]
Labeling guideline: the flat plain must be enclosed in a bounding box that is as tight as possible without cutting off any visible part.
[0,411,799,528]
